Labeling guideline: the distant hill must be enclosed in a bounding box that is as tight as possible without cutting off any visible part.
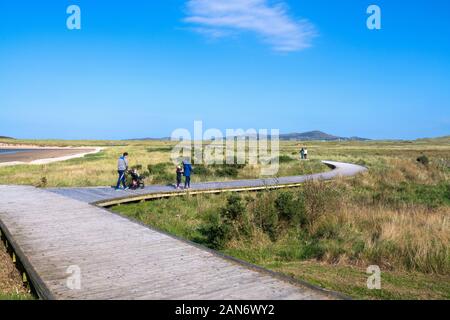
[129,130,369,142]
[278,131,369,141]
[416,135,450,143]
[127,137,171,141]
[0,136,14,139]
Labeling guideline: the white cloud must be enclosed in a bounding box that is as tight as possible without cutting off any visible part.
[184,0,317,52]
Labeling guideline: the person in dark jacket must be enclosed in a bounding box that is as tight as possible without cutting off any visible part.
[300,148,305,160]
[182,160,192,189]
[116,152,129,190]
[176,165,183,189]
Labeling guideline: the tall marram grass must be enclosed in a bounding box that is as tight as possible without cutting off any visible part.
[304,158,449,274]
[313,203,449,274]
[190,157,449,275]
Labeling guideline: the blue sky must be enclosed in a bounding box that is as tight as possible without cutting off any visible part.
[0,0,449,140]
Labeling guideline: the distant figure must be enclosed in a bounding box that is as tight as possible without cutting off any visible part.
[300,148,305,160]
[304,148,308,160]
[116,152,129,190]
[176,165,183,189]
[182,160,192,189]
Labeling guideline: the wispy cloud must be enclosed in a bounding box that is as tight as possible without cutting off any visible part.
[184,0,317,52]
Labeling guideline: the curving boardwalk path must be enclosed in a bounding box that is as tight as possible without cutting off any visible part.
[0,161,366,300]
[47,161,367,206]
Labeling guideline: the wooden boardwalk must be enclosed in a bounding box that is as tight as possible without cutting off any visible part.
[47,161,367,206]
[0,161,366,300]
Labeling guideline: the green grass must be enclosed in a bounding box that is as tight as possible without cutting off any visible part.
[263,261,450,300]
[112,140,450,299]
[115,195,211,242]
[0,293,35,300]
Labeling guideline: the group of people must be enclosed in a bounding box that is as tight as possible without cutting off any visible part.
[300,147,308,160]
[176,160,192,189]
[115,152,193,191]
[116,148,309,190]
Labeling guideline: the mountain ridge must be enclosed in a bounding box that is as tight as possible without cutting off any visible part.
[129,130,370,141]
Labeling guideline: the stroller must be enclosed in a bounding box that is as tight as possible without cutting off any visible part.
[128,168,145,190]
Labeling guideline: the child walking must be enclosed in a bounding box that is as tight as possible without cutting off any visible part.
[176,165,183,189]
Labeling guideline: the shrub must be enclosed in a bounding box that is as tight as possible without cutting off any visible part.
[153,172,173,184]
[312,220,340,240]
[278,155,295,163]
[299,180,342,229]
[417,155,429,166]
[299,240,325,259]
[146,147,172,153]
[198,212,232,250]
[147,163,170,175]
[198,194,252,249]
[193,165,211,176]
[275,191,304,223]
[215,165,240,178]
[146,163,173,183]
[37,177,47,188]
[356,159,367,166]
[252,192,279,241]
[212,159,246,170]
[221,193,246,222]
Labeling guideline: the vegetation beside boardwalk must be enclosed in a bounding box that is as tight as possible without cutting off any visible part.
[0,240,34,300]
[112,138,450,300]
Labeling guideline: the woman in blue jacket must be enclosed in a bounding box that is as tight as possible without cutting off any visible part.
[182,160,192,189]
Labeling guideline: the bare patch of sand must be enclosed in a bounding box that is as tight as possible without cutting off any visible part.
[0,147,103,167]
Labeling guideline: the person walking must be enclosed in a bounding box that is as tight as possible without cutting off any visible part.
[176,165,183,189]
[182,160,192,189]
[304,148,308,160]
[300,148,305,160]
[116,152,129,190]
